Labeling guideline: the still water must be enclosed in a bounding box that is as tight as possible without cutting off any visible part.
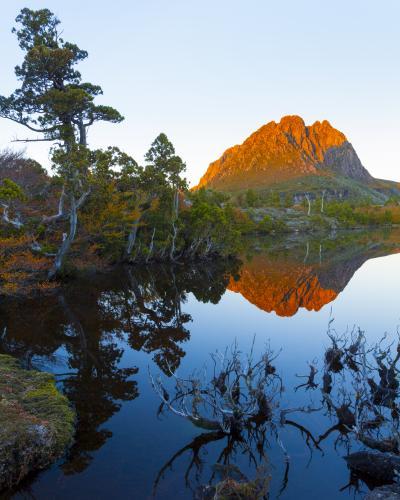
[2,229,400,499]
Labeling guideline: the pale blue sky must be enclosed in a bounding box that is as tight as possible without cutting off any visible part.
[1,0,399,185]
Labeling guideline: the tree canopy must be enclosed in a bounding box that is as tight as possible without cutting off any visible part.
[0,8,123,146]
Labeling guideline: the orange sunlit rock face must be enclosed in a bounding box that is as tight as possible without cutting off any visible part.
[196,115,372,191]
[228,255,338,317]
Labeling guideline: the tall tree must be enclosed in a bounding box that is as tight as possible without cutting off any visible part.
[144,133,187,259]
[0,8,123,276]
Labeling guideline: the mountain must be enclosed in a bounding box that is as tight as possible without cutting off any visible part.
[196,116,394,197]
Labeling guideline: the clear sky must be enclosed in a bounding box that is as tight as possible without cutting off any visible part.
[1,0,399,186]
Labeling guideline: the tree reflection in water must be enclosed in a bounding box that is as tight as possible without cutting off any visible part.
[2,230,400,497]
[151,325,400,498]
[151,338,319,497]
[0,259,240,476]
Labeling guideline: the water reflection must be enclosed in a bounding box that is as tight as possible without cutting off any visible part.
[1,230,400,498]
[0,260,239,477]
[230,231,400,316]
[100,263,239,373]
[152,324,400,498]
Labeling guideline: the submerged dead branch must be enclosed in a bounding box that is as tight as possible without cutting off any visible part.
[151,325,400,495]
[150,338,320,493]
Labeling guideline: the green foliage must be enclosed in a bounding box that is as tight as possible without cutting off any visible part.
[308,214,331,230]
[325,201,393,228]
[192,187,230,206]
[52,144,91,186]
[269,191,281,207]
[0,179,25,202]
[385,196,400,206]
[181,192,242,257]
[283,192,293,208]
[144,133,187,191]
[257,215,288,234]
[245,189,258,207]
[79,137,242,263]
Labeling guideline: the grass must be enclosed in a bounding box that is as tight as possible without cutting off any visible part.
[230,173,391,205]
[0,355,75,491]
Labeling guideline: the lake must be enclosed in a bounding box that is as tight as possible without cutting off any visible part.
[2,229,400,499]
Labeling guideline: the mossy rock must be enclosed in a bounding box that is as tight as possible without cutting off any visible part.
[196,464,270,500]
[197,478,269,500]
[0,355,75,491]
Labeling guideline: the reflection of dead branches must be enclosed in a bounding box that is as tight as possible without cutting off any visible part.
[295,324,400,491]
[151,338,320,494]
[152,326,400,496]
[153,430,225,494]
[295,362,318,391]
[150,338,285,436]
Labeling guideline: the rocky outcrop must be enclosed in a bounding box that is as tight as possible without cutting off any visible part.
[0,355,75,492]
[345,451,400,484]
[322,141,371,182]
[197,115,372,190]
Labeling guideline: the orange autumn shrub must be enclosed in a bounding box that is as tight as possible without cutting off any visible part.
[0,236,57,295]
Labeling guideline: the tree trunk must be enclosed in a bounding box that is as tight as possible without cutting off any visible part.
[169,189,179,260]
[305,194,311,216]
[146,228,156,263]
[48,193,78,279]
[42,185,66,223]
[1,203,23,228]
[125,216,141,259]
[303,241,309,263]
[170,222,178,260]
[321,190,326,213]
[78,120,87,146]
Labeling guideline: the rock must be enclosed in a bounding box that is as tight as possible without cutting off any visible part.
[195,463,270,499]
[196,115,373,191]
[0,355,75,492]
[195,478,269,500]
[345,451,400,483]
[365,485,400,499]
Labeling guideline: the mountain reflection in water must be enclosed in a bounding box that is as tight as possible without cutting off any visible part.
[230,231,400,316]
[1,229,400,499]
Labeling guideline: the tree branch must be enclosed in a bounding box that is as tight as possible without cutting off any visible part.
[1,203,23,228]
[11,137,56,143]
[42,185,66,223]
[1,114,59,134]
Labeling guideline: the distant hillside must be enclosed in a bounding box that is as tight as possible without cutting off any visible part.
[196,116,398,201]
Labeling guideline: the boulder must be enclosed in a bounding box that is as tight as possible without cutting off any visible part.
[0,354,75,491]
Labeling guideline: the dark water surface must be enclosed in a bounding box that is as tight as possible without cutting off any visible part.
[2,229,400,499]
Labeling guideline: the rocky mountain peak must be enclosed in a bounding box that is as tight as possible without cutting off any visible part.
[196,116,372,190]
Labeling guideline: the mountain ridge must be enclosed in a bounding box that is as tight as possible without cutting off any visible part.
[196,115,375,191]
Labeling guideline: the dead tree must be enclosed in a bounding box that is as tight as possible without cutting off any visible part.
[321,189,327,213]
[295,362,318,391]
[302,326,400,485]
[304,194,312,216]
[151,338,319,493]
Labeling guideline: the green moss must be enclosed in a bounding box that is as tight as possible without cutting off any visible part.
[0,355,75,491]
[212,477,270,499]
